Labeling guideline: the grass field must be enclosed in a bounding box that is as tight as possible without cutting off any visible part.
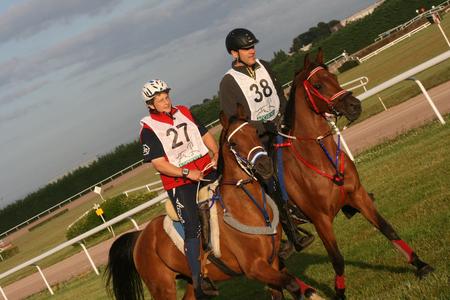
[336,15,450,124]
[25,114,450,299]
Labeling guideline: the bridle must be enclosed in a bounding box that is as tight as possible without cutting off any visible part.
[226,121,268,180]
[302,66,351,116]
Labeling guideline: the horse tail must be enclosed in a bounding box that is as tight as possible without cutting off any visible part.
[105,231,144,300]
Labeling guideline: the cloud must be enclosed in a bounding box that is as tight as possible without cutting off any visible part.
[0,0,222,89]
[0,0,123,43]
[0,80,49,105]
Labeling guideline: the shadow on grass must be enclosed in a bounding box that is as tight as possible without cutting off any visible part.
[214,251,412,299]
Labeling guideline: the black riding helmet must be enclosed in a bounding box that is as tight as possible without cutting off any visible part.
[225,28,259,53]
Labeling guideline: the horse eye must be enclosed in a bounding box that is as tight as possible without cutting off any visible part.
[313,83,322,90]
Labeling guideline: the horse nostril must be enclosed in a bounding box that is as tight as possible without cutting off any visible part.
[254,156,273,179]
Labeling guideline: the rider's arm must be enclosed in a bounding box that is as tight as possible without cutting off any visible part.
[202,132,219,165]
[151,157,202,181]
[140,127,202,180]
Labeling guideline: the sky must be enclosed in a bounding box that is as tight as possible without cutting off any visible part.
[0,0,376,208]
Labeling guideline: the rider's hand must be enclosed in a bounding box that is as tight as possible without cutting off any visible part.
[187,169,203,181]
[211,152,219,169]
[263,121,278,134]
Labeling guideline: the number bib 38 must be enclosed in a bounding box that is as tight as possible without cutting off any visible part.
[140,111,209,167]
[226,59,280,121]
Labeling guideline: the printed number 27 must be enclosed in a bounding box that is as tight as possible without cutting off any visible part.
[166,123,190,149]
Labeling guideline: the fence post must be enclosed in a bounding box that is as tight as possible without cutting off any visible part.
[407,77,445,125]
[128,217,140,230]
[78,243,99,275]
[34,265,54,295]
[0,286,8,300]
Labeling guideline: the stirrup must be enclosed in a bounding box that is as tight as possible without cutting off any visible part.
[294,234,315,252]
[195,276,219,298]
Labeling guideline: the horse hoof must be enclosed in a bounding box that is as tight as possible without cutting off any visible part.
[416,264,434,279]
[307,291,325,300]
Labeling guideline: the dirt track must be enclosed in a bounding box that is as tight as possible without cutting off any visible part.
[2,80,450,299]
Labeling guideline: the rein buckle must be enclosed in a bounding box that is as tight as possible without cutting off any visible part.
[332,172,344,186]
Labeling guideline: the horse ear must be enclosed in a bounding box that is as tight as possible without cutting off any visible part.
[219,111,229,129]
[316,47,324,64]
[236,103,247,119]
[303,53,311,69]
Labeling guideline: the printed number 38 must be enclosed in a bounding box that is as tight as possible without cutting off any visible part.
[250,79,273,102]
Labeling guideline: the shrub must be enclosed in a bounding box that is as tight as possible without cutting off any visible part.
[65,191,157,240]
[0,245,19,260]
[338,60,360,73]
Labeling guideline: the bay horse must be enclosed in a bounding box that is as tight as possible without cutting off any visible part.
[277,48,434,299]
[105,105,323,300]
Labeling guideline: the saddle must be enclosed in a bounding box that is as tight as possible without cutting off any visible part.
[163,180,221,257]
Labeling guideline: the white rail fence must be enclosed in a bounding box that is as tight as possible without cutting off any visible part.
[359,23,431,62]
[0,193,169,300]
[123,180,164,197]
[0,160,145,239]
[375,2,449,42]
[0,51,449,299]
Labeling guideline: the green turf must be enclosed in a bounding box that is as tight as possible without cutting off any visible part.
[23,115,450,299]
[336,16,450,124]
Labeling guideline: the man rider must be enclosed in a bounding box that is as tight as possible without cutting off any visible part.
[219,28,315,255]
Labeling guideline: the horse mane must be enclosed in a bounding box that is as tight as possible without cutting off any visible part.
[283,62,328,130]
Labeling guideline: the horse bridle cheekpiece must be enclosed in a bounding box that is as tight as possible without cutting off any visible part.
[303,66,350,115]
[226,121,267,180]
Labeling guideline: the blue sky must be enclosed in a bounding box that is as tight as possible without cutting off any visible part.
[0,0,376,208]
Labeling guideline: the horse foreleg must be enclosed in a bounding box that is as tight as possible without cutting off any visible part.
[245,258,321,300]
[182,283,196,300]
[313,217,346,300]
[351,188,434,279]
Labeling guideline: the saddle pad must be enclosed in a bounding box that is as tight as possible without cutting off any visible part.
[197,180,219,203]
[163,199,221,257]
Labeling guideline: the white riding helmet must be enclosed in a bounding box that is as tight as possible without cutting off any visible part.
[141,79,171,102]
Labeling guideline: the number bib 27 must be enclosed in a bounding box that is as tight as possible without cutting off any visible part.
[141,110,208,167]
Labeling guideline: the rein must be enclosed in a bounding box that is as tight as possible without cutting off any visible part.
[275,66,351,205]
[226,121,267,181]
[216,121,278,264]
[303,66,350,115]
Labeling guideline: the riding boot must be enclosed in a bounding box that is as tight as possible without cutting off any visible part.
[198,201,211,251]
[266,176,315,253]
[279,203,315,252]
[185,238,219,299]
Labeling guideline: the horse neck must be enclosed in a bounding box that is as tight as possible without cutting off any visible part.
[291,86,332,140]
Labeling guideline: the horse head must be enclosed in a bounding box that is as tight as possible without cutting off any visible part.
[219,104,273,180]
[293,48,362,122]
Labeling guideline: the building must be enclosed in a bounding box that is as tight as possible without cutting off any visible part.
[340,0,385,26]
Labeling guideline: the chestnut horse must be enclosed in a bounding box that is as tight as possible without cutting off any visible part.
[276,49,434,299]
[105,106,322,300]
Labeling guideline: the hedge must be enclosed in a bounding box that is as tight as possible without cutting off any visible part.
[65,191,157,240]
[338,60,360,73]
